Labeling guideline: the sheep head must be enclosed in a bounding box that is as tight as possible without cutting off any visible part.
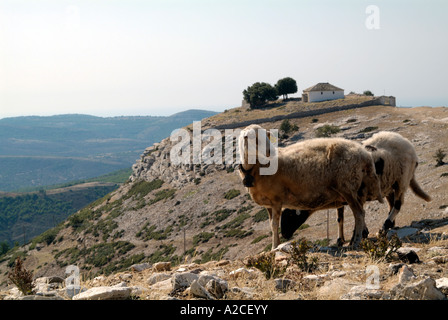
[238,124,278,176]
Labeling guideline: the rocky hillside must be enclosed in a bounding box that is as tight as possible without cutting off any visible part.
[0,99,447,300]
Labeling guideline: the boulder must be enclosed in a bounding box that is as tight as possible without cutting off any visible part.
[153,262,171,272]
[391,277,446,300]
[398,265,416,284]
[190,280,215,300]
[340,285,388,300]
[318,278,361,299]
[72,284,132,300]
[130,263,152,272]
[273,278,295,292]
[147,273,171,285]
[171,272,199,291]
[435,278,448,295]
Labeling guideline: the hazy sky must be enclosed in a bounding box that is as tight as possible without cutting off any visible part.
[0,0,447,119]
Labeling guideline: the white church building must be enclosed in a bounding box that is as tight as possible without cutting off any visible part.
[302,82,344,102]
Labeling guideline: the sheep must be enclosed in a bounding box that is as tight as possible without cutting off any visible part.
[238,124,383,249]
[281,131,431,246]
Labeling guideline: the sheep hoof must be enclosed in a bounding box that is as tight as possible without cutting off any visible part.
[382,219,395,230]
[362,227,369,238]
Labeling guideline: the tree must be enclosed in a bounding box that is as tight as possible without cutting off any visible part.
[363,90,374,96]
[275,77,298,100]
[0,241,10,256]
[243,82,278,109]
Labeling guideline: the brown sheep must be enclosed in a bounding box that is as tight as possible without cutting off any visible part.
[281,131,431,246]
[238,124,383,249]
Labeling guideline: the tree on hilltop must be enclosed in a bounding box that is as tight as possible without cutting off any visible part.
[275,77,298,100]
[243,82,278,109]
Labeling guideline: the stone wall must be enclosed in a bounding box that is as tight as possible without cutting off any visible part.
[214,96,396,130]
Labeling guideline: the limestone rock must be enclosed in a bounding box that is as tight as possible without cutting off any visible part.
[190,280,215,300]
[391,277,446,300]
[340,285,388,300]
[153,262,171,272]
[147,273,171,285]
[398,265,416,284]
[273,278,295,292]
[171,272,199,291]
[72,284,132,300]
[130,263,152,272]
[435,277,448,295]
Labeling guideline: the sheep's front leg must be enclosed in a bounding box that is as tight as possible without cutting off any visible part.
[267,206,282,250]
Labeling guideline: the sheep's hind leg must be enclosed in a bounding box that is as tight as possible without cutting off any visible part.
[346,199,367,249]
[336,207,345,247]
[382,193,396,230]
[383,192,403,231]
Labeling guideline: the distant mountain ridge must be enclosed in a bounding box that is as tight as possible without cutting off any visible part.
[0,109,218,191]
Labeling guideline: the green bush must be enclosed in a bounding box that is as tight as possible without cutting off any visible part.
[280,119,298,135]
[125,179,163,200]
[287,238,319,272]
[246,252,285,280]
[148,189,176,205]
[315,125,341,138]
[224,189,240,200]
[193,232,215,246]
[253,208,269,222]
[361,230,402,262]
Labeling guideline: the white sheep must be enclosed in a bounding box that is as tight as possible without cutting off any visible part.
[281,131,431,246]
[238,124,383,249]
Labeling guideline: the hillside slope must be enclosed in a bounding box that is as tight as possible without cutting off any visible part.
[0,110,218,191]
[0,101,447,298]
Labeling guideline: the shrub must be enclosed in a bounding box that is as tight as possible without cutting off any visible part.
[221,212,250,229]
[224,189,240,200]
[246,252,286,279]
[193,232,215,246]
[361,230,402,262]
[433,148,446,167]
[251,234,269,244]
[315,125,341,138]
[279,119,299,138]
[214,209,234,222]
[8,257,35,295]
[253,208,269,222]
[148,188,176,205]
[287,238,319,272]
[125,179,163,200]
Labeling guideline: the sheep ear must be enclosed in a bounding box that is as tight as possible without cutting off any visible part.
[375,158,384,175]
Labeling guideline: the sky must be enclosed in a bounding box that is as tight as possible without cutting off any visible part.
[0,0,447,119]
